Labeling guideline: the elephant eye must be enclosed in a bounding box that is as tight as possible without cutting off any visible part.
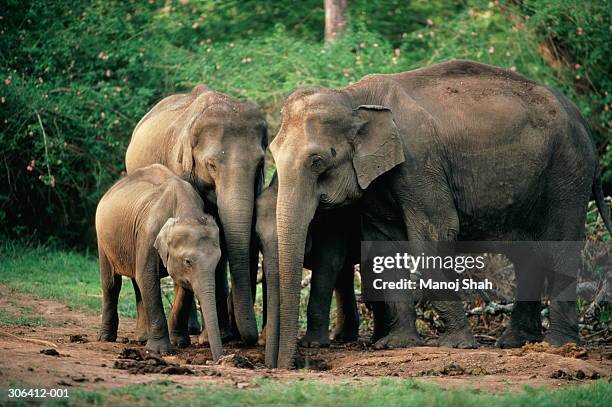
[183,258,193,267]
[310,154,327,173]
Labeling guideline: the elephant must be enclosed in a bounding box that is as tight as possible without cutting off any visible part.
[256,173,425,366]
[125,84,267,345]
[268,59,612,368]
[95,164,223,360]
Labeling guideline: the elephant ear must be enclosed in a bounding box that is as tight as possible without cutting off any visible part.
[154,218,178,269]
[176,124,195,177]
[352,105,406,190]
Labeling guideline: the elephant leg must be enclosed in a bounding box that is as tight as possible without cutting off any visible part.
[168,285,193,348]
[433,301,476,349]
[369,301,389,344]
[187,299,201,335]
[331,263,359,343]
[136,254,174,355]
[544,243,581,346]
[401,199,475,349]
[298,261,339,348]
[497,253,545,348]
[98,250,122,342]
[132,279,148,343]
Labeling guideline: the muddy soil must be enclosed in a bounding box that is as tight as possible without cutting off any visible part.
[0,285,610,393]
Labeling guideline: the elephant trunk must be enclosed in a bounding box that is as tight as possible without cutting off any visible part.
[276,176,318,368]
[217,182,258,345]
[262,238,279,367]
[193,269,223,361]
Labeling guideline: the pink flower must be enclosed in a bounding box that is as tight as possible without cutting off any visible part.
[105,69,111,77]
[192,22,200,29]
[4,76,11,85]
[0,97,5,104]
[574,64,581,69]
[510,66,517,72]
[30,159,36,167]
[394,49,401,57]
[27,165,33,172]
[98,52,108,60]
[426,18,434,26]
[488,47,495,54]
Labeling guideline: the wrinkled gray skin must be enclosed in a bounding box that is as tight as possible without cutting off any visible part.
[126,85,267,345]
[256,174,423,366]
[270,60,612,368]
[95,164,223,360]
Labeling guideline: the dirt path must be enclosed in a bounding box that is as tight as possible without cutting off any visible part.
[0,285,610,392]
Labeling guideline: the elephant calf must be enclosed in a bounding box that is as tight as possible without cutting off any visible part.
[95,164,223,360]
[256,173,424,367]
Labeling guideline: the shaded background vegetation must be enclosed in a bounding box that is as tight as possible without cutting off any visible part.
[1,0,610,247]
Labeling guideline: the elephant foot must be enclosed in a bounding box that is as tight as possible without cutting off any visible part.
[199,326,235,345]
[437,326,477,349]
[145,337,176,355]
[170,332,191,348]
[543,330,580,347]
[372,331,422,349]
[257,326,266,346]
[331,328,359,343]
[298,331,330,348]
[496,326,543,349]
[133,329,148,344]
[332,324,359,343]
[97,330,117,342]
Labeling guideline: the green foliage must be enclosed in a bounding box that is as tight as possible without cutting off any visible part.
[38,378,612,406]
[1,0,610,245]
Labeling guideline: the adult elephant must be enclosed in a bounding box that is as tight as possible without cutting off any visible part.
[126,85,267,345]
[269,60,612,368]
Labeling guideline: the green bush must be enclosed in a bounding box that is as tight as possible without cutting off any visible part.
[1,0,609,246]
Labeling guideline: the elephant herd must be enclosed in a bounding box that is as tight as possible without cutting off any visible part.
[95,60,612,369]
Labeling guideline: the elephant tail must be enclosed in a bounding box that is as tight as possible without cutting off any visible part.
[593,167,612,235]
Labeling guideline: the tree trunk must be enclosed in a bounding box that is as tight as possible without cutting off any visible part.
[324,0,348,42]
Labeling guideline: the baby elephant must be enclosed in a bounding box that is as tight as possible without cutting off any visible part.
[95,164,223,360]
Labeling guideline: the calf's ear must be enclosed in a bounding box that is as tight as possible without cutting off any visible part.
[154,218,178,268]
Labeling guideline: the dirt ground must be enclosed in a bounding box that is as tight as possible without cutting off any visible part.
[0,285,610,393]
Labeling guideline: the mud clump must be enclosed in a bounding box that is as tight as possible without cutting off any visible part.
[418,362,489,377]
[514,342,588,358]
[550,369,599,380]
[40,348,60,356]
[114,347,194,375]
[69,334,88,343]
[218,353,255,369]
[295,352,330,371]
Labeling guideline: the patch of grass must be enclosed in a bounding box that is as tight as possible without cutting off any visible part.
[0,242,139,318]
[31,378,612,407]
[0,306,49,326]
